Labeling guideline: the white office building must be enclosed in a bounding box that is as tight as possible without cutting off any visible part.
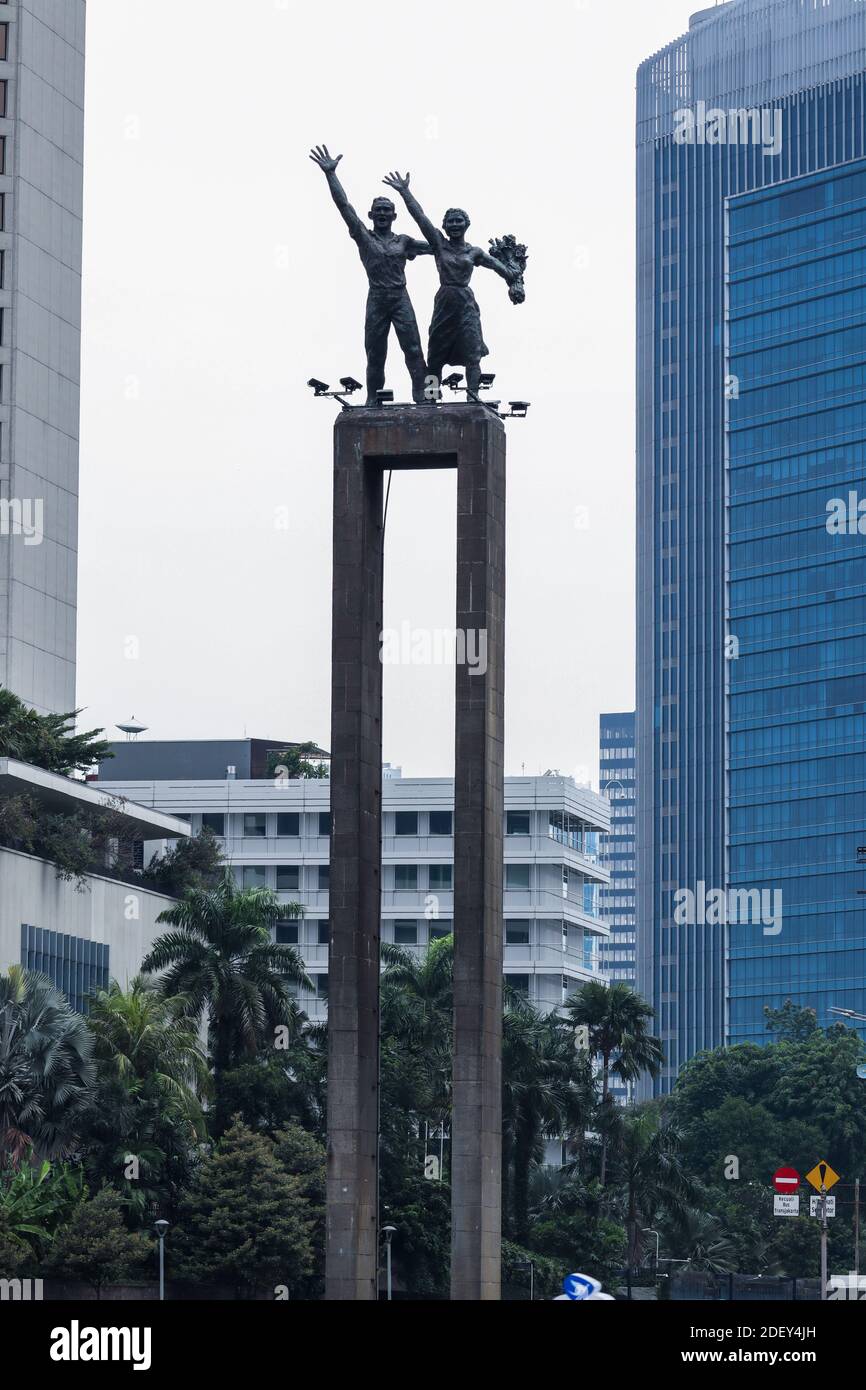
[0,757,191,1000]
[0,1,86,713]
[98,741,611,1022]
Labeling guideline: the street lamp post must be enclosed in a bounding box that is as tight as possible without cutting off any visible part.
[154,1220,169,1302]
[381,1226,396,1302]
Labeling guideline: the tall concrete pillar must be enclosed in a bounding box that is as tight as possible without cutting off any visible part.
[326,421,384,1301]
[451,409,505,1301]
[325,404,505,1302]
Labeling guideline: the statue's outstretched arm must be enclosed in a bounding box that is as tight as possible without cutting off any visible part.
[383,171,440,250]
[475,249,514,283]
[310,145,365,239]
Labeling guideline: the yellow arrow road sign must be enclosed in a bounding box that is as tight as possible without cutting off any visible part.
[806,1161,840,1192]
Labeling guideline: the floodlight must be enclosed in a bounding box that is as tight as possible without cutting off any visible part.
[307,378,330,396]
[376,389,394,404]
[340,377,363,394]
[478,373,496,390]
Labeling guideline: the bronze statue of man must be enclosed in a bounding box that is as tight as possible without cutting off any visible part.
[310,146,432,406]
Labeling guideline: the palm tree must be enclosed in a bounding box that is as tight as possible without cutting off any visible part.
[380,936,453,1175]
[663,1208,737,1275]
[141,874,310,1090]
[0,966,94,1165]
[82,977,210,1216]
[502,996,593,1241]
[607,1105,696,1298]
[565,980,664,1184]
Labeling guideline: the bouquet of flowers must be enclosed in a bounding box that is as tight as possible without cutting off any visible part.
[490,234,528,304]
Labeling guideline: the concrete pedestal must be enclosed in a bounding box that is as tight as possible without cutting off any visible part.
[325,404,505,1302]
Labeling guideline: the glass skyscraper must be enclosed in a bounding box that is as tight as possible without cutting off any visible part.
[599,711,637,991]
[636,0,866,1091]
[599,712,638,1105]
[727,160,866,1042]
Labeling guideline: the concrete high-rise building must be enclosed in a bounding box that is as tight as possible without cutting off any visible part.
[0,2,86,713]
[98,742,612,1024]
[637,0,866,1091]
[599,712,638,1105]
[599,712,636,989]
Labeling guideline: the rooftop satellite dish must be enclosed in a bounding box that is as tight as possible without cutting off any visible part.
[116,717,148,741]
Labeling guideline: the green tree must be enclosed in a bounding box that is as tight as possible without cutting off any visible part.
[141,830,224,896]
[216,1047,324,1140]
[172,1118,315,1297]
[141,874,310,1095]
[607,1106,696,1298]
[0,1217,29,1277]
[663,1208,737,1274]
[81,978,209,1218]
[0,686,112,775]
[266,743,329,780]
[48,1186,150,1298]
[273,1124,326,1297]
[565,981,664,1184]
[0,966,94,1166]
[502,997,593,1241]
[0,1158,86,1260]
[765,1000,820,1042]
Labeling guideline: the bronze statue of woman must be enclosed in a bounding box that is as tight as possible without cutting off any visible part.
[383,171,522,397]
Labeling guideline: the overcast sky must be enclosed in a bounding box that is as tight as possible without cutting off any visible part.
[77,0,702,784]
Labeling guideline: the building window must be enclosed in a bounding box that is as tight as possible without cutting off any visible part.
[318,812,332,837]
[277,813,300,837]
[0,137,6,176]
[506,811,531,835]
[429,864,452,890]
[314,974,329,999]
[0,24,8,62]
[0,194,6,232]
[242,866,268,889]
[201,812,225,836]
[429,811,452,836]
[0,250,5,290]
[0,81,7,118]
[505,865,531,891]
[20,925,109,1015]
[508,974,530,998]
[506,922,531,945]
[276,866,299,891]
[429,922,452,940]
[243,813,267,839]
[394,864,418,890]
[395,811,418,836]
[394,921,418,946]
[318,865,330,890]
[317,921,330,946]
[276,922,298,945]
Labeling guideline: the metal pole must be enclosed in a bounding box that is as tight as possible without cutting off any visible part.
[820,1187,828,1301]
[159,1234,165,1303]
[855,1179,861,1280]
[529,1261,535,1303]
[386,1238,392,1302]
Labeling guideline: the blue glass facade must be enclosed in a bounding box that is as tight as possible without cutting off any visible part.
[727,160,866,1042]
[599,712,637,991]
[599,712,638,1104]
[20,924,110,1015]
[636,0,866,1092]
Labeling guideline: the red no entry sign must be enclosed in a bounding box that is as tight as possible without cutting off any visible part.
[774,1167,800,1194]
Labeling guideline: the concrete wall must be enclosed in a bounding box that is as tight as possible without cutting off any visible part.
[0,846,176,987]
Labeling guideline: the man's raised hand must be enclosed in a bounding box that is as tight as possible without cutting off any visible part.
[383,170,411,195]
[310,144,343,175]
